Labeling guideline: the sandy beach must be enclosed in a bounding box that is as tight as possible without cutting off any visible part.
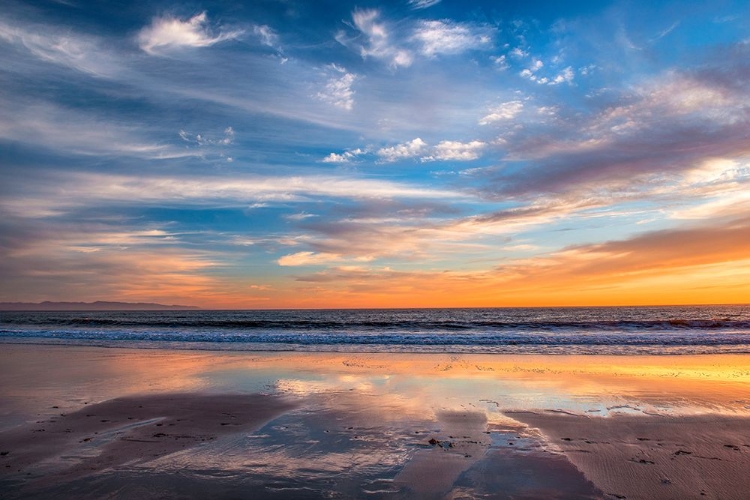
[1,344,750,499]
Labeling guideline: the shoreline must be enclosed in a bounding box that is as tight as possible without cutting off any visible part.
[4,338,750,356]
[2,344,750,498]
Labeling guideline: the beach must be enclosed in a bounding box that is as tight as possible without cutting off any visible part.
[1,344,749,498]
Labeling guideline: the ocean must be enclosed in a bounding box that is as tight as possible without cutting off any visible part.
[1,305,749,355]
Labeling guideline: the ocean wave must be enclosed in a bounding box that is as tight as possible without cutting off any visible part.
[1,306,749,354]
[1,315,749,332]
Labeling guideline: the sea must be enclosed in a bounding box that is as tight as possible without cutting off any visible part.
[2,305,750,355]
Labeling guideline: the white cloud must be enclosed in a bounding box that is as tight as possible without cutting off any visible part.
[0,21,119,77]
[579,64,597,76]
[422,140,486,161]
[321,148,366,163]
[412,20,493,57]
[0,172,465,218]
[683,158,748,186]
[521,61,574,86]
[179,126,234,146]
[550,66,574,85]
[316,64,357,111]
[519,59,546,81]
[277,251,377,267]
[510,47,528,58]
[321,152,351,163]
[377,138,428,162]
[479,100,524,124]
[277,251,342,266]
[376,138,486,163]
[582,72,746,142]
[0,100,195,160]
[253,25,280,49]
[337,10,413,68]
[285,212,318,221]
[654,21,680,40]
[491,54,509,70]
[408,0,442,9]
[645,74,736,120]
[138,12,243,55]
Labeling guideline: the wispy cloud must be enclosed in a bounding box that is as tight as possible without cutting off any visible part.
[278,251,343,266]
[408,0,442,10]
[138,12,243,55]
[654,21,680,40]
[337,9,413,68]
[0,100,195,160]
[253,24,280,49]
[285,218,750,306]
[412,20,494,57]
[0,20,120,77]
[0,172,465,219]
[179,126,234,146]
[316,64,357,110]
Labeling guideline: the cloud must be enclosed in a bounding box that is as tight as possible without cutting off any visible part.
[491,54,509,70]
[377,138,428,162]
[519,57,574,85]
[470,67,750,199]
[0,20,120,77]
[277,251,343,266]
[682,158,746,186]
[286,219,750,306]
[179,126,234,146]
[0,100,196,160]
[321,152,351,163]
[320,148,366,164]
[246,192,603,269]
[316,64,357,111]
[285,212,318,221]
[408,0,441,9]
[336,11,493,67]
[0,215,228,305]
[550,66,575,85]
[479,100,524,124]
[375,138,486,163]
[275,220,474,266]
[337,9,413,68]
[506,219,750,289]
[253,25,280,49]
[422,140,486,161]
[412,20,493,57]
[0,172,464,219]
[671,180,750,221]
[138,12,243,55]
[654,21,680,40]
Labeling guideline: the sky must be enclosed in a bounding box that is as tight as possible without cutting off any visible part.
[1,0,750,309]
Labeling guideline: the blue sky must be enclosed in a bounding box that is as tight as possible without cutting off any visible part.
[2,0,750,307]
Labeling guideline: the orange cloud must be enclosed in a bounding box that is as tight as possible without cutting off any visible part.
[275,219,750,308]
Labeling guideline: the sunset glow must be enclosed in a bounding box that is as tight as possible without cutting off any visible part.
[2,0,749,308]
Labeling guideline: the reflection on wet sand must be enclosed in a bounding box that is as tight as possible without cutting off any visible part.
[1,345,750,499]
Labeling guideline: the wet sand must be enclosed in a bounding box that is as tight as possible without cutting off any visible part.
[508,411,750,499]
[1,344,750,499]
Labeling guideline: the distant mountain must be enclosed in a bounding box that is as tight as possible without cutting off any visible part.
[0,301,200,311]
